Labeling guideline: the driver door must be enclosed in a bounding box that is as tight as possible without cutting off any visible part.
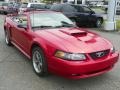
[11,15,31,54]
[82,6,94,24]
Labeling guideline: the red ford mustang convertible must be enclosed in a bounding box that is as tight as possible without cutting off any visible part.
[4,11,119,79]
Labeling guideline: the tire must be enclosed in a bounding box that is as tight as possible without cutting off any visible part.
[4,29,12,46]
[4,11,7,15]
[32,46,48,77]
[95,18,103,28]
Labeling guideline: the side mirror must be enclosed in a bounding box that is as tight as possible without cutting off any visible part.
[90,11,95,14]
[17,24,27,30]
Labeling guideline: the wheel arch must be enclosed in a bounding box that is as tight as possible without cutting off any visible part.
[4,26,6,31]
[97,17,103,23]
[30,41,47,58]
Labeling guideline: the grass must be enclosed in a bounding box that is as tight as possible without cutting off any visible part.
[92,8,120,30]
[104,20,120,30]
[116,20,120,29]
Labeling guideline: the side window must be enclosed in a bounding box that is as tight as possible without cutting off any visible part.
[13,15,28,26]
[72,5,83,12]
[30,4,45,9]
[30,4,34,8]
[82,6,92,13]
[50,5,62,11]
[21,3,28,8]
[62,5,77,12]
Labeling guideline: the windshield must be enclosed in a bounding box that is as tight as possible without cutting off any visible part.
[2,3,8,6]
[82,6,92,13]
[21,3,28,8]
[0,2,4,6]
[30,4,46,9]
[30,12,74,29]
[8,3,13,7]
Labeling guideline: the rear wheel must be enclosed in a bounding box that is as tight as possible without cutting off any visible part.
[32,47,48,77]
[5,30,12,46]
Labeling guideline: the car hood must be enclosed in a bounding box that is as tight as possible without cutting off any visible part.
[92,13,103,17]
[34,28,112,53]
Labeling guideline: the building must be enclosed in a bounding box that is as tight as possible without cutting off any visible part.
[63,0,108,4]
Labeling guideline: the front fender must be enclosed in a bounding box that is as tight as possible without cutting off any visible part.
[30,38,47,55]
[30,37,58,58]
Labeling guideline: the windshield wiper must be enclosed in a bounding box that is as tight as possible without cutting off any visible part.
[32,25,53,29]
[60,21,75,27]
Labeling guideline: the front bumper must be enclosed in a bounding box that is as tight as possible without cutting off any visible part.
[48,52,119,79]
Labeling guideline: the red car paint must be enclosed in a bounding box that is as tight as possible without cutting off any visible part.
[4,11,119,79]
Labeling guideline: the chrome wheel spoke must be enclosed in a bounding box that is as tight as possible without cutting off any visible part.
[97,20,101,27]
[33,50,43,73]
[37,63,42,71]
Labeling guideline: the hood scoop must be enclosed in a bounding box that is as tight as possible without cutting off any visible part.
[60,29,87,37]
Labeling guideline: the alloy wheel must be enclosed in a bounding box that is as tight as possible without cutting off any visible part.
[33,50,43,73]
[96,19,102,27]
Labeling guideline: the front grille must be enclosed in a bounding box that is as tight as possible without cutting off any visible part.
[89,49,110,59]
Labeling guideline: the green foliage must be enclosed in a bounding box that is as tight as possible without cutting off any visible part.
[116,20,120,29]
[104,20,120,30]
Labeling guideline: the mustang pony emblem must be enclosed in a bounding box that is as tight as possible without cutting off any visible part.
[96,52,105,57]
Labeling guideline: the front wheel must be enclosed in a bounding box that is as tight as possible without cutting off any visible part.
[32,47,48,77]
[95,18,103,28]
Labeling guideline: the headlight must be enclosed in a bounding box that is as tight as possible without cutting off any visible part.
[110,47,115,53]
[55,50,86,61]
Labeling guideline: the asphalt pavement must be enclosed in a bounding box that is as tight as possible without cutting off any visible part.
[92,8,120,20]
[0,15,120,90]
